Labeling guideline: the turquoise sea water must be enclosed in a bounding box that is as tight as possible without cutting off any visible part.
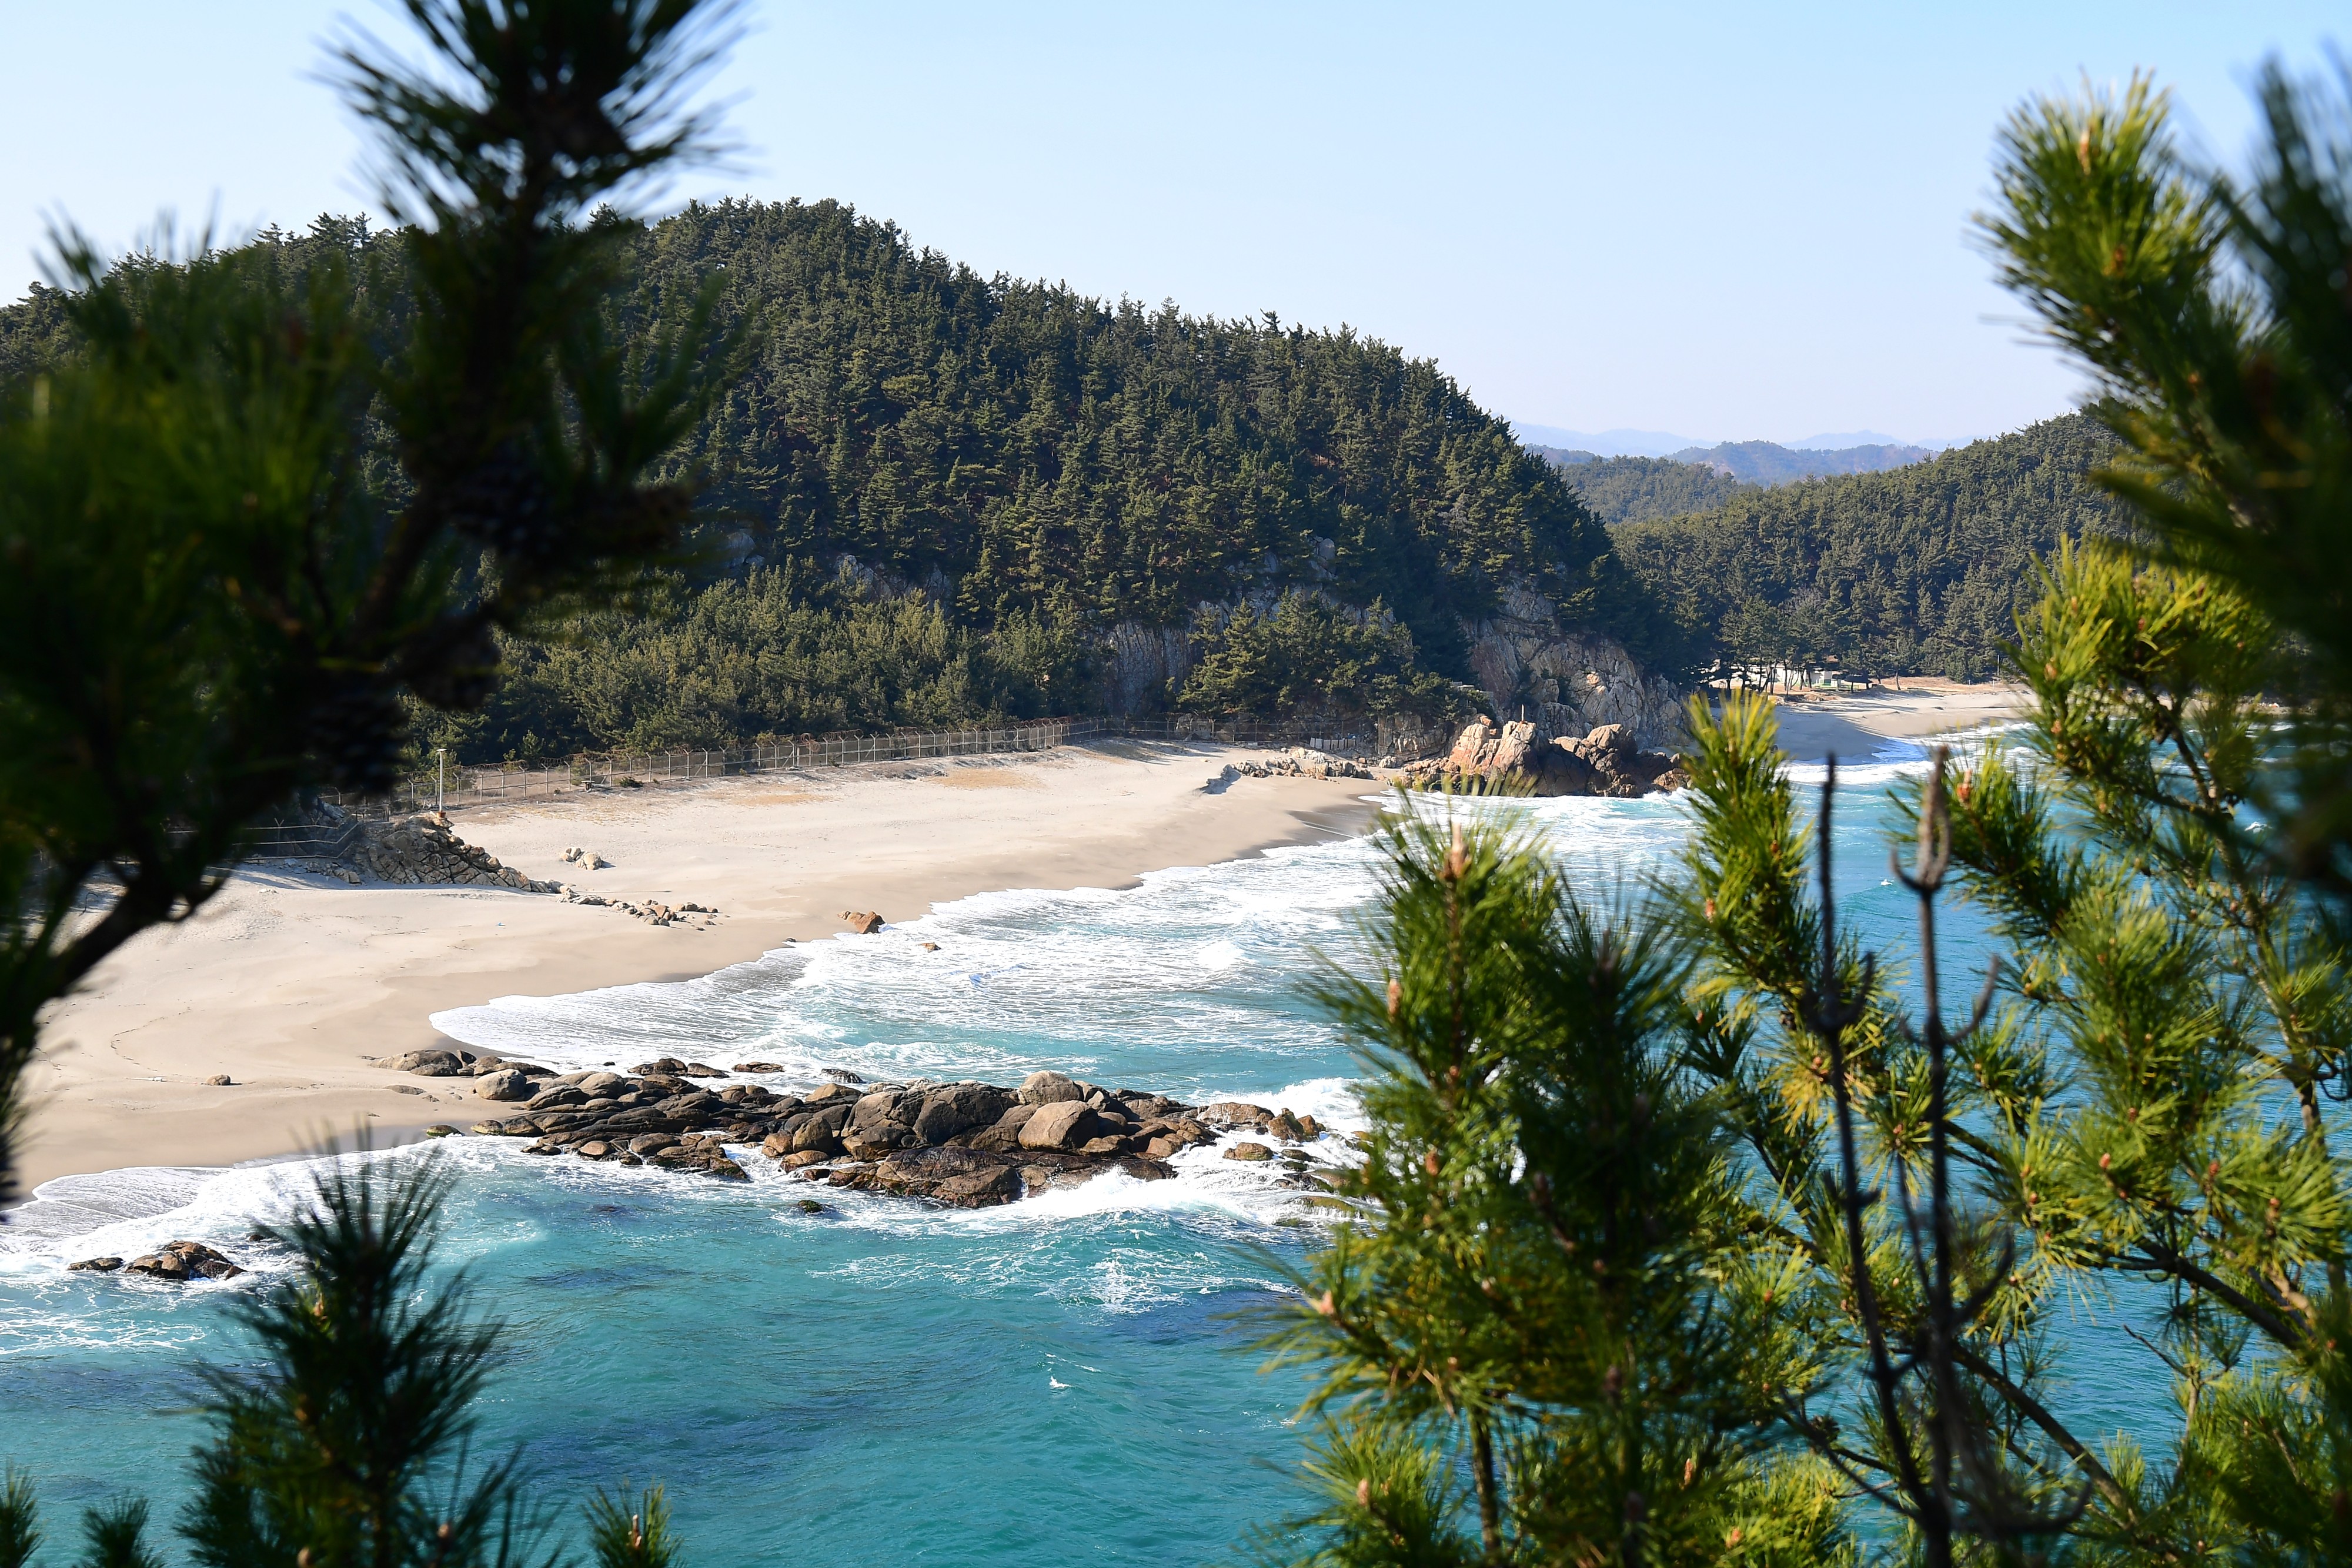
[0,745,2158,1562]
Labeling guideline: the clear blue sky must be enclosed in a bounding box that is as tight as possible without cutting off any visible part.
[0,1,2339,446]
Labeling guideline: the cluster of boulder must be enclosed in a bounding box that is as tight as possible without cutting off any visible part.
[560,891,717,926]
[1399,718,1689,798]
[70,1240,244,1282]
[61,1063,1340,1279]
[329,817,716,925]
[350,813,562,891]
[1210,748,1378,791]
[439,1056,1337,1208]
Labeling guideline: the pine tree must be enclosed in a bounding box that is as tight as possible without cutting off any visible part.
[1258,810,1844,1566]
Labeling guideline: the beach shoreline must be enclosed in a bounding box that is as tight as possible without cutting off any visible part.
[14,684,2027,1198]
[1763,676,2029,761]
[20,741,1379,1195]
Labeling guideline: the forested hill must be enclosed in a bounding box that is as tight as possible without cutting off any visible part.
[0,202,1685,756]
[1615,414,2126,680]
[1543,453,1754,525]
[616,199,1656,678]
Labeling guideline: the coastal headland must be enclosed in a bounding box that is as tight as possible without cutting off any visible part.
[21,685,2023,1197]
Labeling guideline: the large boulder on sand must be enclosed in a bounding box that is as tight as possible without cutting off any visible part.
[474,1068,533,1101]
[380,1048,469,1076]
[1018,1101,1100,1151]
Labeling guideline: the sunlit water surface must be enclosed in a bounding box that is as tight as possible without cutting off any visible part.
[0,742,2159,1560]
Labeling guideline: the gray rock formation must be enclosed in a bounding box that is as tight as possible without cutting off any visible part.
[1462,581,1689,751]
[1399,717,1689,798]
[349,813,559,891]
[440,1059,1337,1208]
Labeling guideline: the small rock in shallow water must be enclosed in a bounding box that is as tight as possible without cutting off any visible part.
[733,1061,787,1074]
[68,1256,122,1272]
[796,1199,826,1214]
[1225,1142,1275,1162]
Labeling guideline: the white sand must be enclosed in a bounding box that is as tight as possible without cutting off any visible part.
[1763,678,2030,761]
[22,743,1376,1191]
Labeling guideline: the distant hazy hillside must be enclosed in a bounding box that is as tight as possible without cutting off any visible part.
[1615,414,2125,680]
[1549,454,1755,526]
[1528,437,1939,526]
[1667,439,1937,483]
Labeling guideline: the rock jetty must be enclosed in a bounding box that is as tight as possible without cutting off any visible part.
[1398,717,1689,798]
[405,1053,1337,1208]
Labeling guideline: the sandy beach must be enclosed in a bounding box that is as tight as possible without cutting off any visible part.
[22,742,1377,1192]
[1765,677,2029,761]
[18,684,2029,1193]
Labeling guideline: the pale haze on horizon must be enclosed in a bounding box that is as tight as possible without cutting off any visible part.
[0,1,2338,449]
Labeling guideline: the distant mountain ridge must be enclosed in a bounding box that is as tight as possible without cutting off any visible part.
[1515,422,1955,458]
[1666,439,1937,484]
[1528,437,1939,527]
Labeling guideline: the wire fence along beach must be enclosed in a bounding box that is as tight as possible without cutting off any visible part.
[314,712,1435,819]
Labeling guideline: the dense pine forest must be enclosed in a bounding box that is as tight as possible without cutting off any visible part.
[1616,414,2126,680]
[1,202,1684,758]
[0,205,2120,755]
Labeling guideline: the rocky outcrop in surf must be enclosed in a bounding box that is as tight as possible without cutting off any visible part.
[1396,717,1689,798]
[433,1059,1342,1207]
[69,1241,245,1282]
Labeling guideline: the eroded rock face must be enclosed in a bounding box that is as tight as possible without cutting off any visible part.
[1463,581,1688,751]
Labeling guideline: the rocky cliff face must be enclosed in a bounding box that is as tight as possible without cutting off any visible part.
[1097,621,1192,714]
[1461,581,1688,750]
